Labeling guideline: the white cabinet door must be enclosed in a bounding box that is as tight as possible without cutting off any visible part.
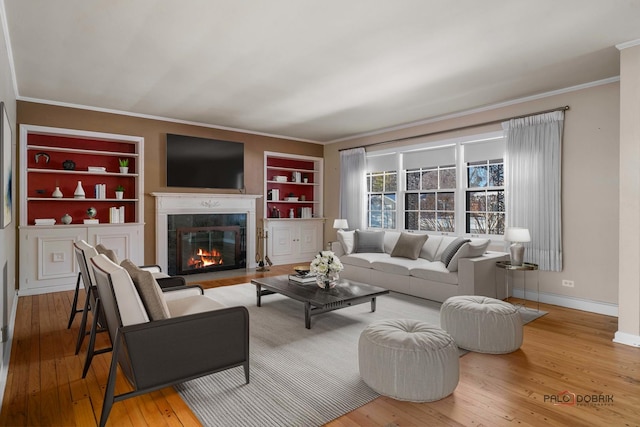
[299,221,321,257]
[270,224,295,258]
[88,224,143,265]
[264,219,324,265]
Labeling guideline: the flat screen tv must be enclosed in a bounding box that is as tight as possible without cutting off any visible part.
[166,134,244,190]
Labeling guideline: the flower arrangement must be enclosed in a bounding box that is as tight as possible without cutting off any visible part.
[310,250,344,275]
[310,251,344,289]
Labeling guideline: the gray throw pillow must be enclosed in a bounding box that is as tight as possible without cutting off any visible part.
[390,232,429,260]
[354,230,385,253]
[440,237,471,267]
[95,244,119,264]
[120,259,171,320]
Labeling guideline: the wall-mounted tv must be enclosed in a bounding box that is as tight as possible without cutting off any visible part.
[166,134,244,190]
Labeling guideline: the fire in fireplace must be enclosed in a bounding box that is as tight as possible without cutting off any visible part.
[176,225,243,275]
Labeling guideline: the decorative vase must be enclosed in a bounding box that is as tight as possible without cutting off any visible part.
[115,191,124,200]
[74,181,85,199]
[316,271,339,290]
[120,166,129,174]
[52,186,63,198]
[61,213,72,224]
[62,159,76,170]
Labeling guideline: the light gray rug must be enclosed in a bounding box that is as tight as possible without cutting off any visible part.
[175,283,545,427]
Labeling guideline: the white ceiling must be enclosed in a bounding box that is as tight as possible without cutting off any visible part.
[4,1,640,143]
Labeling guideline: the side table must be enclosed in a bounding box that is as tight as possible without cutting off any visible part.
[495,261,539,312]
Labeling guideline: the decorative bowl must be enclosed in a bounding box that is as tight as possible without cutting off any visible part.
[293,265,310,276]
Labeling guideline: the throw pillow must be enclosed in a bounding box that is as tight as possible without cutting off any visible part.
[390,232,429,260]
[446,239,490,272]
[120,259,171,320]
[440,237,471,268]
[95,244,119,264]
[353,230,385,253]
[337,230,355,254]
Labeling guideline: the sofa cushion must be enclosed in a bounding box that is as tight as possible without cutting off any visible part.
[419,235,442,261]
[383,231,401,254]
[341,252,390,268]
[410,262,459,285]
[372,256,433,276]
[166,295,226,317]
[121,259,171,321]
[354,230,385,253]
[337,230,355,254]
[440,237,471,267]
[390,232,429,260]
[446,239,491,272]
[434,236,459,262]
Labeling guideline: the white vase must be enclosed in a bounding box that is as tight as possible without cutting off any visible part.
[61,213,72,224]
[115,191,124,200]
[120,166,129,174]
[74,181,85,199]
[52,186,63,198]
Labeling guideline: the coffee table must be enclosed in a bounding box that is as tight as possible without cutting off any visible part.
[251,275,390,329]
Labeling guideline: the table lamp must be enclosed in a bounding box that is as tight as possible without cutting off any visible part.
[504,227,530,266]
[333,219,349,231]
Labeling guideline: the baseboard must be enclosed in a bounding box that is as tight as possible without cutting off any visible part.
[511,289,618,317]
[613,331,640,348]
[0,290,19,410]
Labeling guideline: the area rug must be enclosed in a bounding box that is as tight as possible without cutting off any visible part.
[175,283,546,427]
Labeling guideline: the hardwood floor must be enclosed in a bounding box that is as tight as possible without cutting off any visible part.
[1,265,639,426]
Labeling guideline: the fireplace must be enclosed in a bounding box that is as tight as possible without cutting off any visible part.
[152,193,261,274]
[167,213,246,275]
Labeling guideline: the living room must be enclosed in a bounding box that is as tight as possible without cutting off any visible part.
[1,2,640,426]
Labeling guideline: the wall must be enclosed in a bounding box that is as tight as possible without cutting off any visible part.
[16,101,323,266]
[324,82,620,310]
[0,0,17,382]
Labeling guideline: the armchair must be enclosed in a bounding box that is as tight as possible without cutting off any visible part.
[89,254,249,427]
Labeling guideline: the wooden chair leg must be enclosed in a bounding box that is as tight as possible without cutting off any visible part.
[67,272,83,329]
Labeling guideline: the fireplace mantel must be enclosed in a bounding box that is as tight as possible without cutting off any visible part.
[152,192,262,272]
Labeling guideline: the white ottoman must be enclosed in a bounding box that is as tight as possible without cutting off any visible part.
[358,319,459,402]
[440,295,523,354]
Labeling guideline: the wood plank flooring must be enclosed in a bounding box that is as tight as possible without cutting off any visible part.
[1,264,639,426]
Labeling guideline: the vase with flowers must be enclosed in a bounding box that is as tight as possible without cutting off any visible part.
[310,251,344,290]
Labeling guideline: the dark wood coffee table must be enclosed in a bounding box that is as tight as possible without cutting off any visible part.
[251,275,390,329]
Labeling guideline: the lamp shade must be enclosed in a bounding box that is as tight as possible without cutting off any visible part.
[504,227,530,243]
[333,219,349,230]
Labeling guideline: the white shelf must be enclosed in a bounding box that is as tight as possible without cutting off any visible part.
[28,144,139,158]
[27,197,138,202]
[28,168,138,177]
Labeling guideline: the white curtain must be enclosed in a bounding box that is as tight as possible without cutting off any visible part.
[503,111,564,271]
[339,147,366,230]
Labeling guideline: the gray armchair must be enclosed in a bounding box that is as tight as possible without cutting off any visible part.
[89,253,249,427]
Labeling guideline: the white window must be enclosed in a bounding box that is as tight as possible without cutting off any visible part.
[465,159,505,235]
[365,153,397,229]
[405,165,456,232]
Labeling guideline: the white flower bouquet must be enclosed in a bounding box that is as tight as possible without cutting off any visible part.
[310,250,344,275]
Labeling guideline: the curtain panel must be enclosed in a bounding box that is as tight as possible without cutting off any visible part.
[503,111,564,271]
[339,147,366,231]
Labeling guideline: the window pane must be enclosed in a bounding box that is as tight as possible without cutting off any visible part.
[406,171,420,190]
[383,193,396,210]
[466,213,486,234]
[440,168,456,189]
[487,212,505,235]
[489,164,504,187]
[438,192,455,210]
[406,211,418,230]
[369,211,382,228]
[468,165,487,188]
[371,175,384,192]
[420,212,436,231]
[437,212,455,232]
[467,191,486,211]
[370,194,382,210]
[421,170,438,190]
[487,190,504,212]
[385,173,397,191]
[406,193,419,210]
[383,212,396,229]
[420,193,435,210]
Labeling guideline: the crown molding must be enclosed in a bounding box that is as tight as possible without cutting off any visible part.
[616,39,640,50]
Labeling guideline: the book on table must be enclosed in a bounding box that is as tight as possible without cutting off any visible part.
[288,274,317,284]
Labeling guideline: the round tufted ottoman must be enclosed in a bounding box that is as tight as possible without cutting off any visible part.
[440,295,523,354]
[358,319,459,402]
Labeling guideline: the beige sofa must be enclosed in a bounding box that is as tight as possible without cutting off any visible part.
[331,230,508,303]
